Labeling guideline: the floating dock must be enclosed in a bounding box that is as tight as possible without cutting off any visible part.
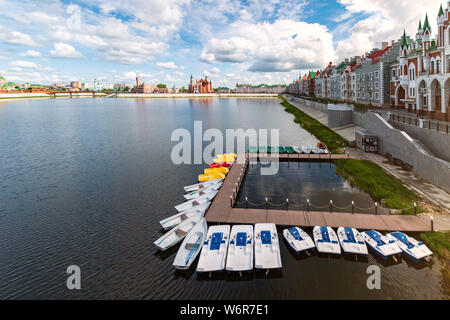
[204,154,432,232]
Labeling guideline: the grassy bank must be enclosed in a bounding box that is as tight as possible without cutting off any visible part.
[279,97,349,153]
[420,231,450,257]
[421,231,449,290]
[334,159,421,214]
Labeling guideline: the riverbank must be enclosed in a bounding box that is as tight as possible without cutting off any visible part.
[117,93,279,98]
[334,159,422,214]
[279,96,348,153]
[0,93,107,102]
[420,231,449,293]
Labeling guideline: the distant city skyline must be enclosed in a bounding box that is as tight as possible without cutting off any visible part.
[0,0,443,87]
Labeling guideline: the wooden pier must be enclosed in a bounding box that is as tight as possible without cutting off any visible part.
[204,154,432,232]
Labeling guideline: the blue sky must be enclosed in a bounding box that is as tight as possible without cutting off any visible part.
[0,0,443,87]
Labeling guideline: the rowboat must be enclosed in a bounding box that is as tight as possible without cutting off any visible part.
[174,190,218,212]
[184,184,222,200]
[184,179,222,193]
[159,202,210,230]
[173,218,208,270]
[196,225,231,272]
[154,214,203,251]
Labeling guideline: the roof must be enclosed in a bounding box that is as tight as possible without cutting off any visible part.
[368,45,392,63]
[438,4,444,17]
[400,30,409,50]
[418,19,422,30]
[423,13,431,31]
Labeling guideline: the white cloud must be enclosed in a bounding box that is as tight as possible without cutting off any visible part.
[204,67,220,77]
[200,19,336,72]
[335,0,443,60]
[20,50,41,58]
[9,60,38,68]
[0,28,38,46]
[49,42,84,59]
[156,61,185,69]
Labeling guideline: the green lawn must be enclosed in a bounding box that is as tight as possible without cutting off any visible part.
[334,159,421,214]
[420,231,450,257]
[279,97,348,153]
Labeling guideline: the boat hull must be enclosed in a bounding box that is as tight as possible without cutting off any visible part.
[226,225,254,272]
[197,225,231,272]
[254,223,282,270]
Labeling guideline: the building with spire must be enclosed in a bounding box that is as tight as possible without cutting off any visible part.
[389,2,450,121]
[188,75,213,93]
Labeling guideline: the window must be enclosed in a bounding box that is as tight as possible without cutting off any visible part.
[436,58,441,74]
[375,82,379,89]
[431,60,435,74]
[369,72,373,80]
[375,92,379,100]
[392,69,396,78]
[375,71,379,78]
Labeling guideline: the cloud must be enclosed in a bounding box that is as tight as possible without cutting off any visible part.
[0,28,38,46]
[49,42,84,59]
[335,0,443,60]
[156,61,185,69]
[204,67,220,77]
[200,19,336,72]
[20,50,41,58]
[9,60,38,68]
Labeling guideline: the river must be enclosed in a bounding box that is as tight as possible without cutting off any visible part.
[0,97,447,299]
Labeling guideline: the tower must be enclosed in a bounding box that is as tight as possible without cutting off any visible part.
[422,13,431,51]
[399,30,409,80]
[437,4,445,47]
[416,19,422,41]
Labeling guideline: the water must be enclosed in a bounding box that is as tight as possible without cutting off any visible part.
[0,97,447,299]
[236,162,389,214]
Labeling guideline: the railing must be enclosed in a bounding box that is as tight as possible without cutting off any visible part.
[388,113,449,134]
[232,197,418,215]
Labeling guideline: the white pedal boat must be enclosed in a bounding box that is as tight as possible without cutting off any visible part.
[174,190,218,212]
[154,214,202,251]
[184,184,222,200]
[254,223,282,270]
[283,227,315,254]
[310,147,320,154]
[173,218,207,270]
[159,202,210,230]
[226,225,254,272]
[293,146,303,154]
[301,146,311,154]
[362,230,402,259]
[337,227,368,255]
[196,225,230,272]
[387,232,433,261]
[184,179,222,193]
[313,226,341,255]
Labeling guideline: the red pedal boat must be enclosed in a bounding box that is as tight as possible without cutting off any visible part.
[210,162,233,168]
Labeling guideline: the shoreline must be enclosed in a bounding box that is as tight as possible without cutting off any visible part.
[0,93,280,103]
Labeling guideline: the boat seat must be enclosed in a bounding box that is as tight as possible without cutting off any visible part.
[175,230,188,237]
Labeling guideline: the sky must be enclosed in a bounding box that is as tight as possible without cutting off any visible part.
[0,0,444,88]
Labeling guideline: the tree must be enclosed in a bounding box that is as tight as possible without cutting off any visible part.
[157,83,167,88]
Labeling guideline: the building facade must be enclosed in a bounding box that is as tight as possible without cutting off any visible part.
[235,83,287,94]
[389,4,450,121]
[189,75,213,93]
